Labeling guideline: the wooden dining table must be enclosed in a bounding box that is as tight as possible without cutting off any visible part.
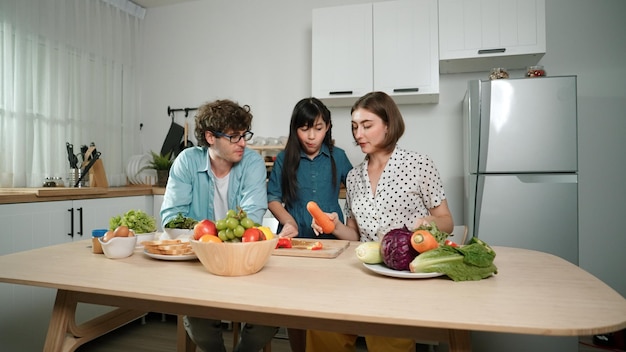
[0,239,625,352]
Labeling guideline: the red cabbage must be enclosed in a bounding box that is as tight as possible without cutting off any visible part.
[380,226,419,271]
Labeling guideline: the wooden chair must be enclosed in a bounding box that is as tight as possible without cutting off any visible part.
[450,225,469,245]
[177,316,271,352]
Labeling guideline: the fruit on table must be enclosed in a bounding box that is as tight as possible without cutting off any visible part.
[242,228,265,242]
[257,226,275,240]
[214,207,259,243]
[194,219,217,240]
[199,234,222,243]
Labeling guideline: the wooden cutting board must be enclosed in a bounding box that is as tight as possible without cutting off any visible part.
[9,187,109,197]
[272,239,350,259]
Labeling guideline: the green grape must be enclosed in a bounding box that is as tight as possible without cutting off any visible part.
[225,228,235,240]
[226,217,239,230]
[218,230,229,242]
[226,209,237,218]
[233,225,245,238]
[240,217,254,229]
[215,219,228,231]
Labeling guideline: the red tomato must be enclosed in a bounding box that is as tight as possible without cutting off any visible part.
[309,241,323,250]
[444,239,459,247]
[242,228,263,242]
[193,219,217,240]
[276,237,292,248]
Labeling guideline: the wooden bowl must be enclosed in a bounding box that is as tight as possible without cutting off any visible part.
[190,238,278,276]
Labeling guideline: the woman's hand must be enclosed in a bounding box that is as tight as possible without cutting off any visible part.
[278,221,299,238]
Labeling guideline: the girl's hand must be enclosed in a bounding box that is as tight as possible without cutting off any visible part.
[278,221,299,238]
[312,212,339,236]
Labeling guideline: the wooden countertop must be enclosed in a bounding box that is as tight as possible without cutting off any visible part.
[0,186,166,204]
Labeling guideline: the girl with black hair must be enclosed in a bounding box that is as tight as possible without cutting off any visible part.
[267,97,352,240]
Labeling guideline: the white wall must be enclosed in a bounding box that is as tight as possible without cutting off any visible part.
[139,0,626,299]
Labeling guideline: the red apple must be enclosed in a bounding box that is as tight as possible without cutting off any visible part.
[242,227,265,242]
[194,219,217,240]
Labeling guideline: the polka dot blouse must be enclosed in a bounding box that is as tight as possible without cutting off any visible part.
[344,146,446,242]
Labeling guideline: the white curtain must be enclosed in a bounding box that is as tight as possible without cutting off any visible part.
[0,0,143,187]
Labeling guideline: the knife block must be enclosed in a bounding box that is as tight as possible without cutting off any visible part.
[88,159,108,188]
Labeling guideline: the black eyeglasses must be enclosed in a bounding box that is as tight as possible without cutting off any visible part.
[211,130,254,143]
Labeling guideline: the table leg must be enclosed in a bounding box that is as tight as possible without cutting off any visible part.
[448,329,472,352]
[43,289,146,352]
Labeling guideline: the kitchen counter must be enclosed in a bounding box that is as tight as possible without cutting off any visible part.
[0,186,166,204]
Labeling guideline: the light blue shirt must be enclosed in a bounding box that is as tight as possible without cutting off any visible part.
[160,146,268,227]
[267,144,353,239]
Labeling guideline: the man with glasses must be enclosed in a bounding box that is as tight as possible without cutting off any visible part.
[161,99,277,352]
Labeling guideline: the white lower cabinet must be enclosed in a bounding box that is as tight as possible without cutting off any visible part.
[0,196,153,351]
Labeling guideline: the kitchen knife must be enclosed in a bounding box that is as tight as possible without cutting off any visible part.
[74,151,100,187]
[66,142,74,168]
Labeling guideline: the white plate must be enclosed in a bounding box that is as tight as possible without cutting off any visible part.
[143,250,197,261]
[363,263,444,279]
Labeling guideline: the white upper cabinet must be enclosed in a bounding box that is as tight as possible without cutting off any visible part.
[438,0,546,73]
[312,3,373,106]
[312,0,439,107]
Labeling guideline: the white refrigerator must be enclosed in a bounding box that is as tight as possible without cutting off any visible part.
[463,76,579,265]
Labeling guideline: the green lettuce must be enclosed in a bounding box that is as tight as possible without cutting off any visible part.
[109,209,157,234]
[409,237,497,281]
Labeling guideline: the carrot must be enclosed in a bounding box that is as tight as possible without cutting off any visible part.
[411,229,439,253]
[306,201,335,234]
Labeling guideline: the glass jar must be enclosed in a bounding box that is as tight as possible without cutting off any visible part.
[92,229,108,254]
[527,65,546,77]
[489,68,509,80]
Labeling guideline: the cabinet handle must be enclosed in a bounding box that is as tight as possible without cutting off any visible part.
[478,48,506,55]
[68,208,74,238]
[329,91,353,95]
[393,88,420,93]
[77,207,83,237]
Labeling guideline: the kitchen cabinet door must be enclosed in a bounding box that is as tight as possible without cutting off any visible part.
[0,201,71,351]
[373,0,439,104]
[439,0,546,73]
[312,3,373,106]
[0,196,152,351]
[312,0,439,107]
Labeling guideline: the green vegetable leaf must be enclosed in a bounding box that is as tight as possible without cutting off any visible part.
[409,238,498,282]
[109,209,157,234]
[164,213,198,229]
[415,221,449,244]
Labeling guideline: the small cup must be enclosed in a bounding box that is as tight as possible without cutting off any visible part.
[92,229,108,254]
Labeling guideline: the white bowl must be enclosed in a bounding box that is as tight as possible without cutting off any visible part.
[99,236,137,259]
[162,228,195,241]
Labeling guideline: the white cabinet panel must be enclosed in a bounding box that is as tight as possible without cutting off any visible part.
[0,196,152,350]
[312,3,373,104]
[439,0,546,73]
[312,0,439,107]
[373,0,439,103]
